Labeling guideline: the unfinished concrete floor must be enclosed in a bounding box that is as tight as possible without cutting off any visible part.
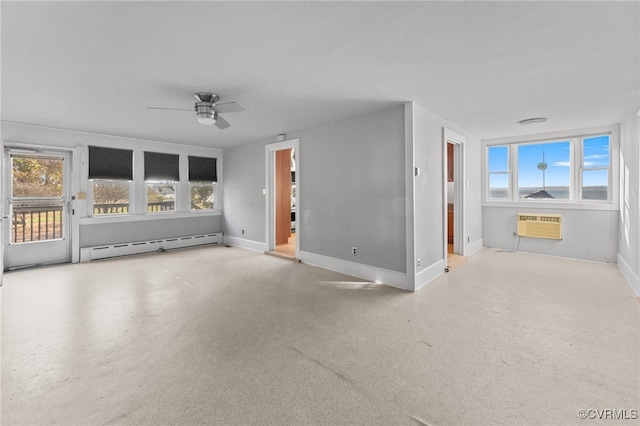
[2,246,638,425]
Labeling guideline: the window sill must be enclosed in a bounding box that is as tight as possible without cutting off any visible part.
[482,200,618,211]
[79,209,222,225]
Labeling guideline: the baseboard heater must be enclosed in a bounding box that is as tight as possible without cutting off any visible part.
[517,213,562,240]
[80,232,223,262]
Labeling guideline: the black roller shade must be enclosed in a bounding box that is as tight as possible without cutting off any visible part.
[88,146,133,180]
[189,156,217,182]
[144,151,180,181]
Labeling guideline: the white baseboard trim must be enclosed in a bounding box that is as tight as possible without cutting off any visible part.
[298,250,411,291]
[465,238,483,257]
[617,253,640,297]
[223,235,267,253]
[414,259,446,292]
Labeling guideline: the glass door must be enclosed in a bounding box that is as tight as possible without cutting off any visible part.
[3,150,70,269]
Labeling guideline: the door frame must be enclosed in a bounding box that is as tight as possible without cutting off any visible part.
[443,128,466,258]
[3,145,74,269]
[0,137,4,283]
[265,138,300,255]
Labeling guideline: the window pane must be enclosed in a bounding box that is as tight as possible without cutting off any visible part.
[518,141,570,200]
[12,155,64,198]
[190,183,215,210]
[488,146,508,172]
[583,135,609,168]
[489,174,509,199]
[93,180,129,215]
[11,202,64,243]
[147,184,175,212]
[582,169,608,200]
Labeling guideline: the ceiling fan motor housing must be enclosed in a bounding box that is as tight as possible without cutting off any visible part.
[194,93,219,124]
[195,103,217,125]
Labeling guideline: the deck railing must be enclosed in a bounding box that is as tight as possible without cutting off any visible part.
[11,201,176,244]
[92,201,174,214]
[12,205,64,243]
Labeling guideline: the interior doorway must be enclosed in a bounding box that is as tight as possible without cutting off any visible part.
[443,129,466,269]
[265,139,299,259]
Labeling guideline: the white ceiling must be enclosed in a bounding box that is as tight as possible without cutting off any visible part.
[2,1,638,149]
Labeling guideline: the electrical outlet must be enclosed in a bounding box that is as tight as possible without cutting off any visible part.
[352,247,357,255]
[242,228,245,235]
[417,258,421,269]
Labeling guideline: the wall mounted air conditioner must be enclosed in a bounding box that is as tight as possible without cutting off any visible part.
[517,213,562,240]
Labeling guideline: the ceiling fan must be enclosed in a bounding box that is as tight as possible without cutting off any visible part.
[147,92,244,129]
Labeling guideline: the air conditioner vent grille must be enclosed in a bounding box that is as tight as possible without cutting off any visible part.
[517,213,562,240]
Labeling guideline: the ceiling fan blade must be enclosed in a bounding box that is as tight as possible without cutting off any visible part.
[146,106,193,112]
[212,102,245,114]
[215,115,230,129]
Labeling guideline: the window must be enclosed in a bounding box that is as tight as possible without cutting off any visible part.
[517,140,570,200]
[190,183,215,210]
[89,146,133,215]
[144,152,179,213]
[581,135,610,201]
[485,131,613,204]
[488,146,509,199]
[147,183,175,212]
[188,156,217,211]
[93,180,130,215]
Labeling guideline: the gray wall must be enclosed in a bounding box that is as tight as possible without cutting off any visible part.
[481,125,622,265]
[483,207,619,263]
[294,105,407,273]
[223,105,407,273]
[222,141,267,244]
[80,216,222,247]
[618,109,640,292]
[413,103,483,271]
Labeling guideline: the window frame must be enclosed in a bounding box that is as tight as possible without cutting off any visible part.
[487,145,511,201]
[578,134,611,203]
[82,148,222,225]
[482,125,618,211]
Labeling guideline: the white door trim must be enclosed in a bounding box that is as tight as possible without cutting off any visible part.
[265,138,300,255]
[443,128,466,258]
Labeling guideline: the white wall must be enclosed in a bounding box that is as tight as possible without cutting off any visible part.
[1,122,223,260]
[617,109,640,295]
[412,103,483,290]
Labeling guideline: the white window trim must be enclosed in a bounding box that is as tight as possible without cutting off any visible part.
[482,125,619,211]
